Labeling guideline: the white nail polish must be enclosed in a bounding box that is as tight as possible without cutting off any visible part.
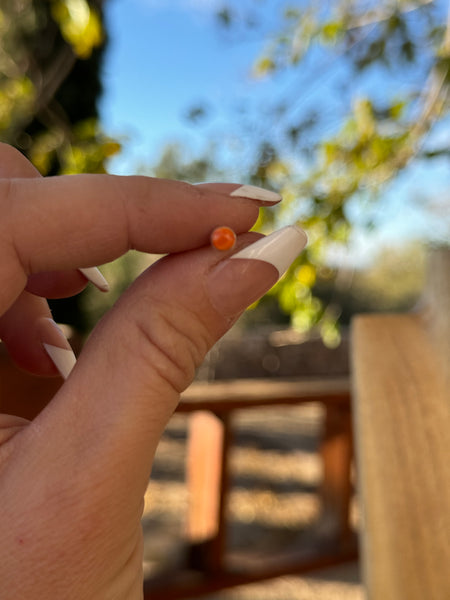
[43,344,77,380]
[230,185,282,204]
[230,225,308,277]
[79,267,109,292]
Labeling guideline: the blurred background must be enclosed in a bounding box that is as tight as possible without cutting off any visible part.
[1,0,448,340]
[1,2,449,597]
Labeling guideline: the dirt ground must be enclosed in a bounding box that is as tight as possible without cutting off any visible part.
[142,403,364,599]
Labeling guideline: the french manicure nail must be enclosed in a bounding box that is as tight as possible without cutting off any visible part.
[230,185,282,205]
[207,225,307,318]
[79,267,109,292]
[230,225,308,277]
[43,344,77,380]
[39,318,77,379]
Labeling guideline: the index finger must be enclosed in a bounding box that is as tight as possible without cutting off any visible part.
[0,175,278,312]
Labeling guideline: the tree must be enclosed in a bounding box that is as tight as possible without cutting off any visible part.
[190,0,449,343]
[149,143,224,183]
[0,0,120,174]
[0,0,120,330]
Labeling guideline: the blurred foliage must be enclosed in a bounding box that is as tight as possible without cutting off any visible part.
[50,0,103,58]
[149,143,224,183]
[199,0,449,342]
[0,0,121,331]
[236,240,427,346]
[347,242,427,312]
[314,241,427,324]
[81,250,159,331]
[0,0,119,177]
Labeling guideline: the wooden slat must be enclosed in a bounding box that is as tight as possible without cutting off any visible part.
[178,377,350,412]
[352,314,450,600]
[186,411,231,572]
[319,404,354,544]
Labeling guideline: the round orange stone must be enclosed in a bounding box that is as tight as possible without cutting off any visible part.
[211,226,237,251]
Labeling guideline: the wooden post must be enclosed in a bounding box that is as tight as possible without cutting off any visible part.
[351,244,450,600]
[186,410,231,573]
[318,403,353,546]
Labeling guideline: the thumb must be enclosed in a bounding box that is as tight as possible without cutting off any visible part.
[1,226,306,598]
[29,226,307,489]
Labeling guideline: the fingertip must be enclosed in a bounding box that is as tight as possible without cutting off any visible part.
[0,292,76,377]
[26,270,89,299]
[37,318,77,379]
[10,318,76,378]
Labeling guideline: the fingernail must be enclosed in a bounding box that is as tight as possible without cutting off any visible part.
[207,225,307,317]
[39,318,77,379]
[79,267,109,292]
[230,185,282,205]
[231,225,307,275]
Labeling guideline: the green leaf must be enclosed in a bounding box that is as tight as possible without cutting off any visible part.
[253,56,276,77]
[50,0,103,58]
[321,21,344,44]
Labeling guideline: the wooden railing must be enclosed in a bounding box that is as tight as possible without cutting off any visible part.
[351,246,450,600]
[144,376,357,599]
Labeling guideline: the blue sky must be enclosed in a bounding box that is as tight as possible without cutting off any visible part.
[100,0,369,171]
[99,0,449,260]
[99,0,353,173]
[100,0,275,172]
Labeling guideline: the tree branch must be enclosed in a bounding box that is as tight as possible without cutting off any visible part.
[345,0,435,31]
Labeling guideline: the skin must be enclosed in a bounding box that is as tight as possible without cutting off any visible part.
[0,143,279,599]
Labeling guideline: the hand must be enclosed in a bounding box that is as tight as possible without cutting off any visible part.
[0,143,306,599]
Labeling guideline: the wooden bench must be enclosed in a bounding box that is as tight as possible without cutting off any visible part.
[144,376,357,599]
[351,247,450,599]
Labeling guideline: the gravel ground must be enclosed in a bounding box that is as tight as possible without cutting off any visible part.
[200,563,363,600]
[142,406,364,599]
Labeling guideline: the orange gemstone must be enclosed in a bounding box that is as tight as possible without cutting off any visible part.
[211,226,237,251]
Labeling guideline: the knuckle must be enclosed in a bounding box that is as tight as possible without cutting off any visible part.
[131,299,211,394]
